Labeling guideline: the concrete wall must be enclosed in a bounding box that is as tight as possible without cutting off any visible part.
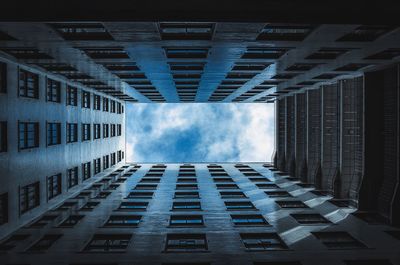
[0,55,126,239]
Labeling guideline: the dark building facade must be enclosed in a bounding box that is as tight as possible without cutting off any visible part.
[274,68,399,227]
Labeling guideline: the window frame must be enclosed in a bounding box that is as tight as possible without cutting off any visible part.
[47,173,62,200]
[46,122,61,146]
[18,69,39,99]
[46,78,61,103]
[18,121,39,150]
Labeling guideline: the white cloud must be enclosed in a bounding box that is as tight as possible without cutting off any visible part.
[126,103,275,162]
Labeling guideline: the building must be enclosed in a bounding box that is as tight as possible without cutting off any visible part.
[0,163,399,265]
[0,16,400,265]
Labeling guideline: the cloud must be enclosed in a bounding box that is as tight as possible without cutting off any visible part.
[125,103,274,162]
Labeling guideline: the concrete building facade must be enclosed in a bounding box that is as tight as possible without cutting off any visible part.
[0,163,399,265]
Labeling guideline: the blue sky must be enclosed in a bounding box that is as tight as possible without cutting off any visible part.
[126,103,275,163]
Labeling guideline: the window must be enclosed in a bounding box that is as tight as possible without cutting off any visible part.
[66,86,78,106]
[66,123,78,143]
[174,191,199,199]
[111,124,116,137]
[20,181,40,214]
[67,167,79,188]
[240,233,288,251]
[104,215,142,227]
[312,231,366,249]
[19,69,39,98]
[0,62,6,93]
[82,162,91,180]
[27,234,62,251]
[290,213,330,224]
[47,173,62,200]
[134,184,157,190]
[111,153,116,166]
[110,100,116,113]
[213,177,234,183]
[256,183,279,189]
[93,124,101,139]
[95,191,111,199]
[165,234,207,252]
[117,124,122,136]
[126,191,153,199]
[18,121,39,150]
[118,201,148,211]
[0,234,30,251]
[172,201,201,211]
[82,123,91,141]
[29,215,57,228]
[224,201,255,211]
[103,124,109,138]
[276,200,308,208]
[103,97,109,111]
[117,150,123,162]
[231,214,269,226]
[265,190,292,197]
[58,215,84,228]
[0,121,7,152]
[82,90,90,108]
[159,22,215,40]
[103,155,109,169]
[176,184,198,190]
[170,215,203,226]
[117,102,122,114]
[84,234,131,252]
[46,78,61,102]
[80,201,100,211]
[50,22,114,40]
[93,94,101,110]
[94,158,101,174]
[220,191,247,199]
[47,122,61,146]
[177,178,197,183]
[0,193,8,225]
[216,184,239,190]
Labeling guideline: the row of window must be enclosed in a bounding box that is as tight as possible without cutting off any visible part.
[6,121,123,151]
[0,230,374,253]
[0,64,124,113]
[0,151,125,221]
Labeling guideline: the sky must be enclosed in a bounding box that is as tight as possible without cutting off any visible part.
[125,103,275,163]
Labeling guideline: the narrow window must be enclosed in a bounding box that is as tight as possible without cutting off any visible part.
[93,124,101,139]
[66,86,78,106]
[20,182,40,214]
[103,124,109,138]
[0,62,7,93]
[66,123,78,143]
[93,94,101,110]
[46,78,61,102]
[0,121,7,152]
[47,122,61,146]
[82,90,91,108]
[47,173,62,200]
[67,167,79,188]
[82,162,91,180]
[82,123,91,141]
[18,121,39,150]
[0,193,8,225]
[94,158,101,174]
[19,69,39,98]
